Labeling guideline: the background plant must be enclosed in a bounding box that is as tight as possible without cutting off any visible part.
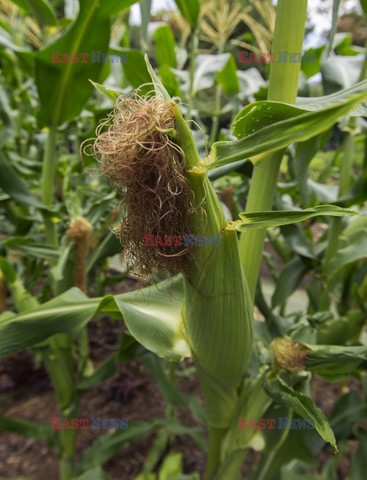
[0,0,367,479]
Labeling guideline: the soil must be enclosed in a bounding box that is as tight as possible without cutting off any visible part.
[0,276,362,480]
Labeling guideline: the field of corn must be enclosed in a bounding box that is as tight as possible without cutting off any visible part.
[1,0,367,479]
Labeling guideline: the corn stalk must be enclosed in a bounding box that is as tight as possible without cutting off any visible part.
[240,0,308,301]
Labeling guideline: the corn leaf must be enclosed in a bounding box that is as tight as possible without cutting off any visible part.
[123,50,152,94]
[235,205,357,231]
[304,344,367,370]
[325,231,367,275]
[296,81,367,115]
[35,0,110,127]
[209,81,367,169]
[264,376,338,453]
[89,80,122,103]
[78,422,158,471]
[174,0,200,28]
[0,414,54,441]
[216,55,239,95]
[98,0,139,17]
[0,276,189,362]
[154,25,176,68]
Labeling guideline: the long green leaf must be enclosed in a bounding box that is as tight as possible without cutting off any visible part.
[0,414,54,441]
[264,376,337,453]
[235,205,357,231]
[210,82,367,168]
[78,422,157,471]
[3,237,59,260]
[296,81,367,115]
[304,344,367,370]
[35,0,110,127]
[0,277,189,362]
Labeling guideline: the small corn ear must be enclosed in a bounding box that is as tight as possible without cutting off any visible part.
[173,103,254,428]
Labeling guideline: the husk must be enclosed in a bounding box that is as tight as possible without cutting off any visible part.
[173,103,254,428]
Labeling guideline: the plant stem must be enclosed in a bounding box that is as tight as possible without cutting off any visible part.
[240,0,308,301]
[205,427,227,480]
[165,362,177,421]
[225,2,308,478]
[240,151,283,299]
[41,127,78,479]
[214,449,248,480]
[41,126,58,247]
[59,420,78,480]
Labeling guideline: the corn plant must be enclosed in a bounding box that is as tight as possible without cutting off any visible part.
[1,0,367,479]
[82,0,367,476]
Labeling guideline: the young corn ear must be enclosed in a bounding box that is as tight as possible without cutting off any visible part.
[91,94,254,430]
[173,103,254,428]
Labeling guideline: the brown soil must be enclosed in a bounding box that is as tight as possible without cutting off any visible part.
[0,277,361,480]
[0,312,206,480]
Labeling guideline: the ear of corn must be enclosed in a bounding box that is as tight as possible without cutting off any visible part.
[172,102,254,429]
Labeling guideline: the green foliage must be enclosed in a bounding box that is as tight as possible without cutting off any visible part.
[1,1,367,479]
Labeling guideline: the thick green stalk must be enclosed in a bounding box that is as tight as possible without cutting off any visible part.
[216,2,308,478]
[41,127,78,480]
[240,0,308,301]
[214,450,247,480]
